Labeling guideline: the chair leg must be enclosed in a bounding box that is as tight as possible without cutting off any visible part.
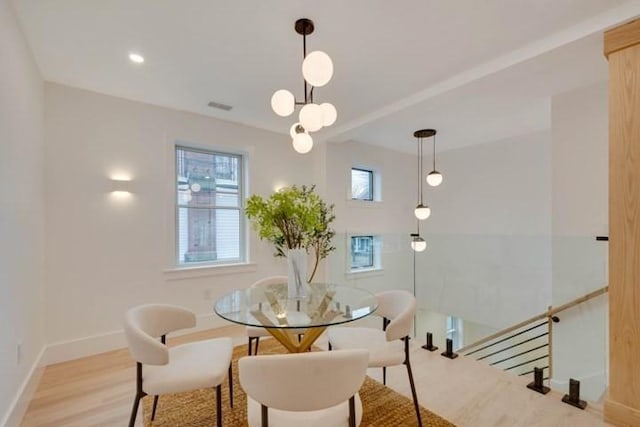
[228,363,234,408]
[383,367,386,385]
[261,404,269,427]
[151,395,159,421]
[248,337,253,356]
[402,336,422,427]
[216,384,222,427]
[255,337,260,355]
[348,395,356,427]
[406,362,423,427]
[130,362,146,427]
[128,393,143,427]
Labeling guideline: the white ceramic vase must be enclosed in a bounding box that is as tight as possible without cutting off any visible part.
[287,248,309,299]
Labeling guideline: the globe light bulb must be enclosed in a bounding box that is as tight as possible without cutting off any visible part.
[299,103,323,132]
[292,133,313,154]
[320,103,337,127]
[426,171,443,187]
[411,236,427,252]
[190,183,201,193]
[289,123,306,138]
[414,204,431,220]
[271,89,295,117]
[302,51,334,87]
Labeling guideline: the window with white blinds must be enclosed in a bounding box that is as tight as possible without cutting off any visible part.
[175,146,245,265]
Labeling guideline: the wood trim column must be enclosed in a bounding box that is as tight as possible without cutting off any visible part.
[604,18,640,427]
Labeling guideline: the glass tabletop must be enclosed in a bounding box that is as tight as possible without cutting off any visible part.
[214,282,378,329]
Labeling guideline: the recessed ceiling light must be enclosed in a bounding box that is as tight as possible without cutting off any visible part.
[128,53,144,64]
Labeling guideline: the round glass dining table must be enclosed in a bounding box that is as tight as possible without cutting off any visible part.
[214,282,378,353]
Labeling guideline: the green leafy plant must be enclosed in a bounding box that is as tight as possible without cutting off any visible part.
[245,185,335,282]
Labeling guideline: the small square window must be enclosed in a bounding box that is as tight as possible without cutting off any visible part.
[350,236,374,270]
[351,168,373,201]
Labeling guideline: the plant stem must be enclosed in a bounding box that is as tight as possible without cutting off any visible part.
[307,242,321,283]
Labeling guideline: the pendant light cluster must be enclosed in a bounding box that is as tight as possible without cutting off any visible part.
[411,129,444,252]
[271,18,336,154]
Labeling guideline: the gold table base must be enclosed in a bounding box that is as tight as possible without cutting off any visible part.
[249,289,340,353]
[264,326,327,353]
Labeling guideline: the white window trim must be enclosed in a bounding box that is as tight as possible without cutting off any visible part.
[164,262,257,281]
[346,198,384,209]
[166,139,251,275]
[345,267,385,280]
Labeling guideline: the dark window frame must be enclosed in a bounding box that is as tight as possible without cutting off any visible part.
[351,168,374,201]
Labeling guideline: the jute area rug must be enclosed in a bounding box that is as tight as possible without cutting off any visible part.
[142,339,456,427]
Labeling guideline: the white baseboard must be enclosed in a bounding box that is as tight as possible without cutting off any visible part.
[1,345,46,427]
[43,313,229,365]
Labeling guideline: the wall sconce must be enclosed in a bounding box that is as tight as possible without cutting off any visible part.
[111,179,132,193]
[273,181,288,193]
[109,178,134,199]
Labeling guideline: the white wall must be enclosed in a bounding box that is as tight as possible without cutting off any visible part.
[0,0,46,424]
[550,82,608,401]
[324,140,416,297]
[417,131,553,329]
[43,83,325,362]
[323,132,553,341]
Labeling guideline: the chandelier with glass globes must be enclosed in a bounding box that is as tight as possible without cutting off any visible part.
[270,18,336,154]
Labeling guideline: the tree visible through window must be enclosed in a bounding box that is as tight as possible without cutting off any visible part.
[176,146,244,265]
[351,168,373,200]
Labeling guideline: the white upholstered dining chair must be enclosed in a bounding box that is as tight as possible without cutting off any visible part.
[327,290,422,427]
[239,349,369,427]
[124,304,233,427]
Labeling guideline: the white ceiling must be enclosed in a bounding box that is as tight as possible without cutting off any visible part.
[13,0,640,152]
[340,32,608,153]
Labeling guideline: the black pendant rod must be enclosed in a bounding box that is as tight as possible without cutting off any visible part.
[432,134,436,170]
[419,137,422,204]
[420,137,424,204]
[303,32,308,104]
[294,18,317,106]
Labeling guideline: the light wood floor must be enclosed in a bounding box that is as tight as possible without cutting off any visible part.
[21,325,610,427]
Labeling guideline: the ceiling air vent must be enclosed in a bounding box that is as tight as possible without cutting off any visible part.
[207,101,233,111]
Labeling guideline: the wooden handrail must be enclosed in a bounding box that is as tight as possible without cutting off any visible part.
[548,286,608,317]
[458,285,608,353]
[458,314,548,353]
